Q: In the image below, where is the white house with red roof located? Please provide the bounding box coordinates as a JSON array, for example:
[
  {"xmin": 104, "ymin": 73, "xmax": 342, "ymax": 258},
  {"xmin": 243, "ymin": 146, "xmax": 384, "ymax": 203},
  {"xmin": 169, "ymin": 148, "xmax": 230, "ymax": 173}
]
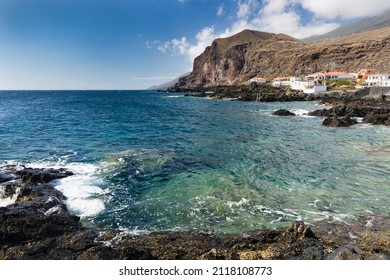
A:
[{"xmin": 249, "ymin": 77, "xmax": 267, "ymax": 84}]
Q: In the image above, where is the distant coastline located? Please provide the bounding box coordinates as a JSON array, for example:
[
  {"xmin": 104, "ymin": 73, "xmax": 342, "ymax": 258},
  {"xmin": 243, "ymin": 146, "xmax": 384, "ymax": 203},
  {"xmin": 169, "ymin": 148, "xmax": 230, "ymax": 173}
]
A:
[{"xmin": 165, "ymin": 84, "xmax": 390, "ymax": 127}]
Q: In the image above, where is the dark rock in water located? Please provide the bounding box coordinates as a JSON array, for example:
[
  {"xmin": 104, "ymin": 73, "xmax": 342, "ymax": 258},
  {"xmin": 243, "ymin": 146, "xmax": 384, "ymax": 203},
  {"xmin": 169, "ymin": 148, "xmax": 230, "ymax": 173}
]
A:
[
  {"xmin": 309, "ymin": 108, "xmax": 330, "ymax": 117},
  {"xmin": 0, "ymin": 165, "xmax": 24, "ymax": 183},
  {"xmin": 307, "ymin": 93, "xmax": 390, "ymax": 127},
  {"xmin": 19, "ymin": 168, "xmax": 73, "ymax": 184},
  {"xmin": 273, "ymin": 109, "xmax": 296, "ymax": 116},
  {"xmin": 0, "ymin": 166, "xmax": 77, "ymax": 247},
  {"xmin": 184, "ymin": 92, "xmax": 207, "ymax": 97},
  {"xmin": 0, "ymin": 205, "xmax": 81, "ymax": 246},
  {"xmin": 0, "ymin": 180, "xmax": 22, "ymax": 198},
  {"xmin": 322, "ymin": 117, "xmax": 357, "ymax": 127},
  {"xmin": 362, "ymin": 113, "xmax": 390, "ymax": 126},
  {"xmin": 0, "ymin": 173, "xmax": 17, "ymax": 183},
  {"xmin": 179, "ymin": 84, "xmax": 308, "ymax": 102}
]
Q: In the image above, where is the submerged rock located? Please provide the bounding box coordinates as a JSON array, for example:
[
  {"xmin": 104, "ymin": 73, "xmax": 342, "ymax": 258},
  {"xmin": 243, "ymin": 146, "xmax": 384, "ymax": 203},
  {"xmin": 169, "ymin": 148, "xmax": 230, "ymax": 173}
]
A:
[
  {"xmin": 322, "ymin": 116, "xmax": 357, "ymax": 127},
  {"xmin": 362, "ymin": 113, "xmax": 390, "ymax": 126}
]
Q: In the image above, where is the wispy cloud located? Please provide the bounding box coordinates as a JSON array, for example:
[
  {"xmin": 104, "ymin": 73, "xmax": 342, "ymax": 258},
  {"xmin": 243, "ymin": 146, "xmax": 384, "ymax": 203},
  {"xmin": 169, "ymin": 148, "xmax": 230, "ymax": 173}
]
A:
[
  {"xmin": 153, "ymin": 0, "xmax": 390, "ymax": 64},
  {"xmin": 237, "ymin": 0, "xmax": 257, "ymax": 19},
  {"xmin": 217, "ymin": 4, "xmax": 224, "ymax": 16},
  {"xmin": 296, "ymin": 0, "xmax": 390, "ymax": 19}
]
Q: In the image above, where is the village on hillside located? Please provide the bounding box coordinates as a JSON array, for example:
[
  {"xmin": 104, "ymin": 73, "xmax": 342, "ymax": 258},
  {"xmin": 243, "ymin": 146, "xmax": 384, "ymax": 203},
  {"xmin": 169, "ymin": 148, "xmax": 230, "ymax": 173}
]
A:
[{"xmin": 249, "ymin": 69, "xmax": 390, "ymax": 94}]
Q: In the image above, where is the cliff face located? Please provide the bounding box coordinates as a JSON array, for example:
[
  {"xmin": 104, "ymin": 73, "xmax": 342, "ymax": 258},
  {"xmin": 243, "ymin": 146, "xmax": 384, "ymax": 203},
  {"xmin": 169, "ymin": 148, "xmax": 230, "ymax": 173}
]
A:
[{"xmin": 176, "ymin": 27, "xmax": 390, "ymax": 88}]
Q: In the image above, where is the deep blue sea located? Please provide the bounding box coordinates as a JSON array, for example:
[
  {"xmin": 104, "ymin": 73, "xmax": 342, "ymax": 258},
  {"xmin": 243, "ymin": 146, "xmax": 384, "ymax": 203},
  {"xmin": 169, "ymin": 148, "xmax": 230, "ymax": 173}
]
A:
[{"xmin": 1, "ymin": 90, "xmax": 390, "ymax": 234}]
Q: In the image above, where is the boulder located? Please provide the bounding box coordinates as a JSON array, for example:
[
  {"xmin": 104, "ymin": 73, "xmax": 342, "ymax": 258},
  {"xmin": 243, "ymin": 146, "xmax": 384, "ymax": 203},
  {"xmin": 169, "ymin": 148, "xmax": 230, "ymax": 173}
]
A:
[
  {"xmin": 19, "ymin": 168, "xmax": 73, "ymax": 184},
  {"xmin": 362, "ymin": 113, "xmax": 390, "ymax": 126},
  {"xmin": 0, "ymin": 206, "xmax": 81, "ymax": 246},
  {"xmin": 322, "ymin": 117, "xmax": 357, "ymax": 127},
  {"xmin": 273, "ymin": 109, "xmax": 296, "ymax": 116},
  {"xmin": 326, "ymin": 245, "xmax": 362, "ymax": 260}
]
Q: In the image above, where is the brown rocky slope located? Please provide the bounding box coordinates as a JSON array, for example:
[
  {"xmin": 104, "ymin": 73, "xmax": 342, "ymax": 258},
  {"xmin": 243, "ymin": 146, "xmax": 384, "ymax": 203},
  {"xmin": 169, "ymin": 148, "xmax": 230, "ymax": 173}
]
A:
[{"xmin": 176, "ymin": 27, "xmax": 390, "ymax": 88}]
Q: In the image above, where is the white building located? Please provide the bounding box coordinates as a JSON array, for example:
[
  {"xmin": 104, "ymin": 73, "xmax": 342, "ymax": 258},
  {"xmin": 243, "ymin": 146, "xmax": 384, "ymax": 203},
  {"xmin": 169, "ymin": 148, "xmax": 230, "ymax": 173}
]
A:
[
  {"xmin": 324, "ymin": 72, "xmax": 354, "ymax": 81},
  {"xmin": 272, "ymin": 77, "xmax": 291, "ymax": 87},
  {"xmin": 305, "ymin": 72, "xmax": 354, "ymax": 83},
  {"xmin": 305, "ymin": 72, "xmax": 325, "ymax": 83},
  {"xmin": 366, "ymin": 74, "xmax": 390, "ymax": 86},
  {"xmin": 249, "ymin": 77, "xmax": 266, "ymax": 84},
  {"xmin": 303, "ymin": 85, "xmax": 327, "ymax": 94},
  {"xmin": 291, "ymin": 79, "xmax": 327, "ymax": 93},
  {"xmin": 291, "ymin": 80, "xmax": 313, "ymax": 91}
]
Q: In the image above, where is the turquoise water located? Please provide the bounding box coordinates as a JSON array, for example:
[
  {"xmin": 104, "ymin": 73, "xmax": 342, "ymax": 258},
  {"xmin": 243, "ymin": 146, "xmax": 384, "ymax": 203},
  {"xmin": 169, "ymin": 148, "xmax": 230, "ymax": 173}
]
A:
[{"xmin": 1, "ymin": 90, "xmax": 390, "ymax": 233}]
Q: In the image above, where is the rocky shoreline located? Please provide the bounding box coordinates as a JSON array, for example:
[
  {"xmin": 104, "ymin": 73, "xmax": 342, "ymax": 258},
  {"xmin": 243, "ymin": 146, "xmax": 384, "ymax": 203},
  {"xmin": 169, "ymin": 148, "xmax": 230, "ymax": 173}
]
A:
[
  {"xmin": 1, "ymin": 166, "xmax": 390, "ymax": 260},
  {"xmin": 172, "ymin": 84, "xmax": 390, "ymax": 126}
]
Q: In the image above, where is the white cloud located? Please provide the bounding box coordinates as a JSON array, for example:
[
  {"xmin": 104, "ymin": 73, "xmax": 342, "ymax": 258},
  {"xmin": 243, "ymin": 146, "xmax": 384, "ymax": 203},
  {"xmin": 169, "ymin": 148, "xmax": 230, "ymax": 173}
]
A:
[
  {"xmin": 157, "ymin": 42, "xmax": 170, "ymax": 53},
  {"xmin": 154, "ymin": 0, "xmax": 388, "ymax": 63},
  {"xmin": 262, "ymin": 0, "xmax": 289, "ymax": 15},
  {"xmin": 237, "ymin": 2, "xmax": 250, "ymax": 18},
  {"xmin": 252, "ymin": 0, "xmax": 340, "ymax": 38},
  {"xmin": 169, "ymin": 27, "xmax": 219, "ymax": 62},
  {"xmin": 171, "ymin": 37, "xmax": 188, "ymax": 55},
  {"xmin": 217, "ymin": 5, "xmax": 224, "ymax": 16},
  {"xmin": 296, "ymin": 0, "xmax": 390, "ymax": 20},
  {"xmin": 146, "ymin": 40, "xmax": 161, "ymax": 49},
  {"xmin": 237, "ymin": 0, "xmax": 257, "ymax": 19}
]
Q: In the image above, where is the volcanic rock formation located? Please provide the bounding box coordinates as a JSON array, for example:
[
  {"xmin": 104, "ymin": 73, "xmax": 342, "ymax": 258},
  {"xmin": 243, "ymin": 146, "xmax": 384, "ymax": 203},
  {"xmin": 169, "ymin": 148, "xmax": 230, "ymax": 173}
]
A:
[{"xmin": 176, "ymin": 27, "xmax": 390, "ymax": 88}]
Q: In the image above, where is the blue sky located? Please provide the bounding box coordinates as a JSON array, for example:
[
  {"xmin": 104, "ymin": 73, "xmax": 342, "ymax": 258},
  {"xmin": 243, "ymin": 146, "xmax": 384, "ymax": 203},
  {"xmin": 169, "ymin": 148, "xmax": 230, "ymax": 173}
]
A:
[{"xmin": 1, "ymin": 0, "xmax": 389, "ymax": 90}]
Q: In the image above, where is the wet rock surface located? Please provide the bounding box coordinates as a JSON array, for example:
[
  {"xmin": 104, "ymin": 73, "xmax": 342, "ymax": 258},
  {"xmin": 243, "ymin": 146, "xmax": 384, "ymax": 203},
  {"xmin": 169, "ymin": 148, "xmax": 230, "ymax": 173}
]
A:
[
  {"xmin": 322, "ymin": 116, "xmax": 357, "ymax": 127},
  {"xmin": 307, "ymin": 88, "xmax": 390, "ymax": 126},
  {"xmin": 182, "ymin": 84, "xmax": 309, "ymax": 102},
  {"xmin": 1, "ymin": 167, "xmax": 390, "ymax": 260},
  {"xmin": 273, "ymin": 109, "xmax": 296, "ymax": 116}
]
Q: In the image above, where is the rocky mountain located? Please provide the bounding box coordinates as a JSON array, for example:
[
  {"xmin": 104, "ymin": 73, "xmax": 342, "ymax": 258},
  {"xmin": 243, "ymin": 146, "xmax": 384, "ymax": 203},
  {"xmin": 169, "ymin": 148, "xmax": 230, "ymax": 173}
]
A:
[
  {"xmin": 147, "ymin": 72, "xmax": 190, "ymax": 90},
  {"xmin": 306, "ymin": 9, "xmax": 390, "ymax": 42},
  {"xmin": 176, "ymin": 27, "xmax": 390, "ymax": 89}
]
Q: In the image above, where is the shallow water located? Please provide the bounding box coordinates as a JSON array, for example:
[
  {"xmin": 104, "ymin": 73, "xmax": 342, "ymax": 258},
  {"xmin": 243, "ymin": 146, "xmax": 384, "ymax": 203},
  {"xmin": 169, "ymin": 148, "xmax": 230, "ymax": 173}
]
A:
[{"xmin": 1, "ymin": 90, "xmax": 389, "ymax": 233}]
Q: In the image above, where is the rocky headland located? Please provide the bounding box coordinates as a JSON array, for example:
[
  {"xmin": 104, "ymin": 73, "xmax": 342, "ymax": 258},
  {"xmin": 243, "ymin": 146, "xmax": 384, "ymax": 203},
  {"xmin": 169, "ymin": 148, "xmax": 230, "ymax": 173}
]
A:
[
  {"xmin": 164, "ymin": 25, "xmax": 390, "ymax": 127},
  {"xmin": 174, "ymin": 27, "xmax": 390, "ymax": 89},
  {"xmin": 1, "ymin": 166, "xmax": 389, "ymax": 260}
]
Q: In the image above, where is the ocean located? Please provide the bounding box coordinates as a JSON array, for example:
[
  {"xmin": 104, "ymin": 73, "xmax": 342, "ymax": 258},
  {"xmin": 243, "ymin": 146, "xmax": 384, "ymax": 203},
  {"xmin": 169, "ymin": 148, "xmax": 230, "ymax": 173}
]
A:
[{"xmin": 1, "ymin": 90, "xmax": 389, "ymax": 234}]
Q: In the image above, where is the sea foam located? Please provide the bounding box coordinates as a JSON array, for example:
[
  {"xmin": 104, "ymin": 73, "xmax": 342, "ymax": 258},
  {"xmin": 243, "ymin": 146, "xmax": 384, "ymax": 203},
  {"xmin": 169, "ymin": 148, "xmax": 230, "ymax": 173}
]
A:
[
  {"xmin": 291, "ymin": 109, "xmax": 314, "ymax": 117},
  {"xmin": 52, "ymin": 163, "xmax": 106, "ymax": 218},
  {"xmin": 20, "ymin": 160, "xmax": 107, "ymax": 218}
]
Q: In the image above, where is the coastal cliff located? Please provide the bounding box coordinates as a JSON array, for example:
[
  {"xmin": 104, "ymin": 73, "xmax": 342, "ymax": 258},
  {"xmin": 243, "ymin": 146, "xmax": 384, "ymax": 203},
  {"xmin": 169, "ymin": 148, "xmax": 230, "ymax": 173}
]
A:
[{"xmin": 176, "ymin": 27, "xmax": 390, "ymax": 88}]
